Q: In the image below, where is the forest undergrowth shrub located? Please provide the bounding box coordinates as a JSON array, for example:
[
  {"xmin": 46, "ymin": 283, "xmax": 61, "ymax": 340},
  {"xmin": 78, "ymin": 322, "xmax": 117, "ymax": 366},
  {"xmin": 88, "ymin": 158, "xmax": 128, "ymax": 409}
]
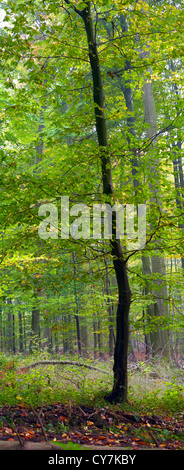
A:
[
  {"xmin": 0, "ymin": 354, "xmax": 183, "ymax": 414},
  {"xmin": 127, "ymin": 359, "xmax": 184, "ymax": 414}
]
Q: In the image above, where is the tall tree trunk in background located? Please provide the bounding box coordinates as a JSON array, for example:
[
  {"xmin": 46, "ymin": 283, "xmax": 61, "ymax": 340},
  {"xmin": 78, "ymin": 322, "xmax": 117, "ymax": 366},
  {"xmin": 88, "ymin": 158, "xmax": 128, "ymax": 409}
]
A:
[
  {"xmin": 18, "ymin": 311, "xmax": 24, "ymax": 353},
  {"xmin": 23, "ymin": 311, "xmax": 27, "ymax": 351},
  {"xmin": 80, "ymin": 325, "xmax": 90, "ymax": 357},
  {"xmin": 6, "ymin": 299, "xmax": 14, "ymax": 353},
  {"xmin": 12, "ymin": 313, "xmax": 16, "ymax": 354},
  {"xmin": 170, "ymin": 60, "xmax": 184, "ymax": 271},
  {"xmin": 119, "ymin": 15, "xmax": 153, "ymax": 356},
  {"xmin": 30, "ymin": 307, "xmax": 40, "ymax": 353},
  {"xmin": 65, "ymin": 1, "xmax": 131, "ymax": 402},
  {"xmin": 120, "ymin": 11, "xmax": 170, "ymax": 358},
  {"xmin": 104, "ymin": 257, "xmax": 114, "ymax": 356},
  {"xmin": 72, "ymin": 253, "xmax": 82, "ymax": 356},
  {"xmin": 89, "ymin": 262, "xmax": 102, "ymax": 358},
  {"xmin": 119, "ymin": 16, "xmax": 140, "ymax": 193},
  {"xmin": 140, "ymin": 48, "xmax": 170, "ymax": 358},
  {"xmin": 93, "ymin": 311, "xmax": 97, "ymax": 359},
  {"xmin": 43, "ymin": 325, "xmax": 52, "ymax": 353},
  {"xmin": 0, "ymin": 307, "xmax": 2, "ymax": 352}
]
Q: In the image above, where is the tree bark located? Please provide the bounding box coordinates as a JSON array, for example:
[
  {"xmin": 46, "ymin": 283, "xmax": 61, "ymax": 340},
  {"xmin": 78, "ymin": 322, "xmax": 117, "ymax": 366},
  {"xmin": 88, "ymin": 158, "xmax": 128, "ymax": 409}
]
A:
[
  {"xmin": 18, "ymin": 312, "xmax": 24, "ymax": 353},
  {"xmin": 72, "ymin": 253, "xmax": 82, "ymax": 356},
  {"xmin": 104, "ymin": 257, "xmax": 114, "ymax": 356},
  {"xmin": 30, "ymin": 308, "xmax": 40, "ymax": 353},
  {"xmin": 0, "ymin": 307, "xmax": 2, "ymax": 352},
  {"xmin": 6, "ymin": 299, "xmax": 14, "ymax": 353}
]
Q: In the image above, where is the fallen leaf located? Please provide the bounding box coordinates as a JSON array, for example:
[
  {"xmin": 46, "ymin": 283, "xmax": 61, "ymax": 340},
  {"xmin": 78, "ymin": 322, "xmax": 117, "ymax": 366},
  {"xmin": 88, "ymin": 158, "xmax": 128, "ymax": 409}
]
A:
[
  {"xmin": 59, "ymin": 415, "xmax": 68, "ymax": 422},
  {"xmin": 5, "ymin": 428, "xmax": 12, "ymax": 434},
  {"xmin": 94, "ymin": 435, "xmax": 107, "ymax": 440},
  {"xmin": 101, "ymin": 414, "xmax": 106, "ymax": 420},
  {"xmin": 138, "ymin": 441, "xmax": 149, "ymax": 446},
  {"xmin": 97, "ymin": 440, "xmax": 109, "ymax": 445},
  {"xmin": 25, "ymin": 430, "xmax": 35, "ymax": 439}
]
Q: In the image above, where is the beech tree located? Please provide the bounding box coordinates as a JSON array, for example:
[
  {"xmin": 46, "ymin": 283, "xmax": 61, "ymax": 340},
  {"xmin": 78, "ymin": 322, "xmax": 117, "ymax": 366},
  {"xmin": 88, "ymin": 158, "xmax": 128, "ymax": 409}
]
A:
[
  {"xmin": 62, "ymin": 1, "xmax": 131, "ymax": 402},
  {"xmin": 0, "ymin": 0, "xmax": 183, "ymax": 403}
]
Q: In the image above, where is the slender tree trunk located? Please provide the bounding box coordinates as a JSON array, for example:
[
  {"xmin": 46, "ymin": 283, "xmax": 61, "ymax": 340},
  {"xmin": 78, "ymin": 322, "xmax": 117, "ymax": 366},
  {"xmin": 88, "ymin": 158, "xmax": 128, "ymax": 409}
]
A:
[
  {"xmin": 80, "ymin": 325, "xmax": 90, "ymax": 357},
  {"xmin": 23, "ymin": 310, "xmax": 27, "ymax": 352},
  {"xmin": 89, "ymin": 262, "xmax": 101, "ymax": 358},
  {"xmin": 0, "ymin": 307, "xmax": 2, "ymax": 353},
  {"xmin": 54, "ymin": 321, "xmax": 59, "ymax": 354},
  {"xmin": 64, "ymin": 1, "xmax": 131, "ymax": 401},
  {"xmin": 97, "ymin": 318, "xmax": 102, "ymax": 357},
  {"xmin": 72, "ymin": 253, "xmax": 82, "ymax": 356},
  {"xmin": 43, "ymin": 325, "xmax": 52, "ymax": 353},
  {"xmin": 104, "ymin": 257, "xmax": 114, "ymax": 356},
  {"xmin": 93, "ymin": 312, "xmax": 97, "ymax": 359},
  {"xmin": 12, "ymin": 313, "xmax": 16, "ymax": 354},
  {"xmin": 6, "ymin": 299, "xmax": 13, "ymax": 353},
  {"xmin": 18, "ymin": 312, "xmax": 24, "ymax": 353},
  {"xmin": 30, "ymin": 308, "xmax": 40, "ymax": 353},
  {"xmin": 142, "ymin": 255, "xmax": 154, "ymax": 355}
]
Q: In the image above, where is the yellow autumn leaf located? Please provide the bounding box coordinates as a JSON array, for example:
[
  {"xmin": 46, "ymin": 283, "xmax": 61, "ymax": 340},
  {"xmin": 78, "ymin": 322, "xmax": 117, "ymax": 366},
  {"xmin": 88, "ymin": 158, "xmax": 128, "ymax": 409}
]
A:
[{"xmin": 16, "ymin": 395, "xmax": 22, "ymax": 400}]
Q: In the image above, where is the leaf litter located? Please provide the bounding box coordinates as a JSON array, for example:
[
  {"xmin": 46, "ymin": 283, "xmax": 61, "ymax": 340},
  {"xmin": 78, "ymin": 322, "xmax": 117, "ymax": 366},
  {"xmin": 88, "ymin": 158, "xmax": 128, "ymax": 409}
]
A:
[{"xmin": 0, "ymin": 403, "xmax": 183, "ymax": 449}]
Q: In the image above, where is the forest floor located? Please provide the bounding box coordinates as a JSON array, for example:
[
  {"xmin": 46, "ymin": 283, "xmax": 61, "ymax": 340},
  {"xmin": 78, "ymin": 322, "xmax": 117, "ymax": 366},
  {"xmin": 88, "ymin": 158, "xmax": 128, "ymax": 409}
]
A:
[
  {"xmin": 0, "ymin": 354, "xmax": 183, "ymax": 450},
  {"xmin": 0, "ymin": 402, "xmax": 183, "ymax": 450}
]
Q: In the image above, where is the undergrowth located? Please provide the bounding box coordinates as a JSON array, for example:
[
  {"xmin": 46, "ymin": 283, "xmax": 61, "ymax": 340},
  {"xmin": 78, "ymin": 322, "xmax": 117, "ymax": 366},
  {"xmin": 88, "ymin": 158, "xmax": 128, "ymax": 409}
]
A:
[{"xmin": 0, "ymin": 353, "xmax": 183, "ymax": 417}]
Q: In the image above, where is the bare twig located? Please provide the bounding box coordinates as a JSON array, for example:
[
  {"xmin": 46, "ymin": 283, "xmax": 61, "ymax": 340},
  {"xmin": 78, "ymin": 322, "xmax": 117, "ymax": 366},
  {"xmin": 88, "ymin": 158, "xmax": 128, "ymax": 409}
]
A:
[
  {"xmin": 68, "ymin": 399, "xmax": 72, "ymax": 419},
  {"xmin": 11, "ymin": 417, "xmax": 24, "ymax": 447},
  {"xmin": 30, "ymin": 404, "xmax": 48, "ymax": 442},
  {"xmin": 146, "ymin": 425, "xmax": 160, "ymax": 448},
  {"xmin": 76, "ymin": 405, "xmax": 87, "ymax": 417}
]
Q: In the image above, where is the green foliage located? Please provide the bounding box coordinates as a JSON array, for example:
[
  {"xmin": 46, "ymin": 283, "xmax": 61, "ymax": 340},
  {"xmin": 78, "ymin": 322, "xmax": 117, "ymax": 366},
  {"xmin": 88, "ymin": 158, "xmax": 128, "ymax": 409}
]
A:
[
  {"xmin": 0, "ymin": 0, "xmax": 183, "ymax": 405},
  {"xmin": 51, "ymin": 441, "xmax": 85, "ymax": 450},
  {"xmin": 0, "ymin": 355, "xmax": 183, "ymax": 417}
]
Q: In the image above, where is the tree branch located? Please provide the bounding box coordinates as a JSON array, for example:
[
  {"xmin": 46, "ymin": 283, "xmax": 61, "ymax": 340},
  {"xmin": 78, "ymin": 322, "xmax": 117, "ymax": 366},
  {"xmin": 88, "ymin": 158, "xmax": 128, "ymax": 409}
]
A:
[
  {"xmin": 63, "ymin": 0, "xmax": 87, "ymax": 18},
  {"xmin": 18, "ymin": 360, "xmax": 109, "ymax": 374}
]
